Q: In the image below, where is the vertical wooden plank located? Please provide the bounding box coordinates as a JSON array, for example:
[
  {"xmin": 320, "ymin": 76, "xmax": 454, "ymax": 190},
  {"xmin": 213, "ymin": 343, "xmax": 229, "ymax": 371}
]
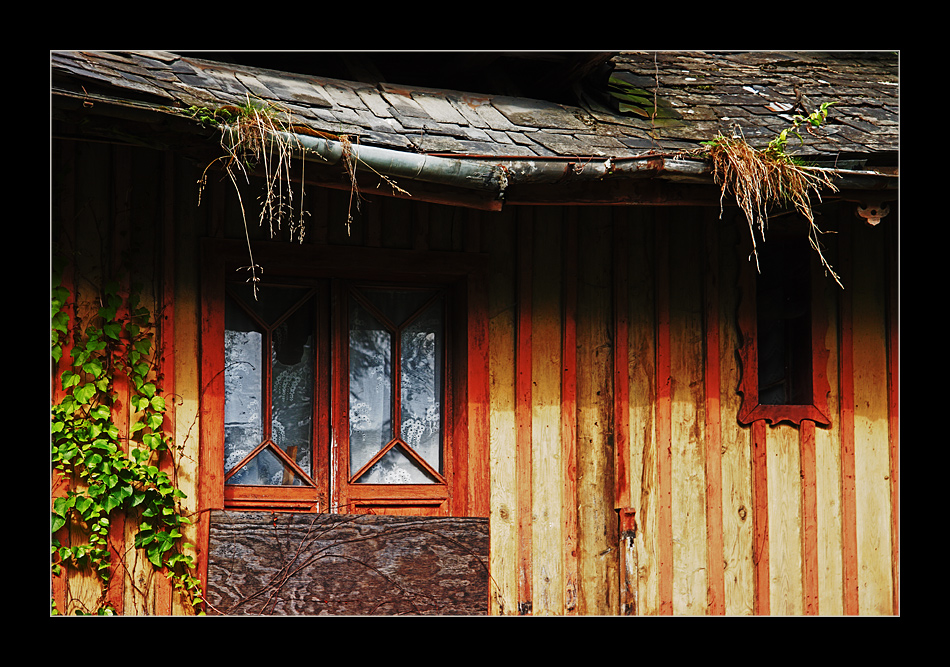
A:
[
  {"xmin": 531, "ymin": 207, "xmax": 563, "ymax": 615},
  {"xmin": 488, "ymin": 208, "xmax": 518, "ymax": 615},
  {"xmin": 768, "ymin": 424, "xmax": 802, "ymax": 615},
  {"xmin": 800, "ymin": 421, "xmax": 819, "ymax": 614},
  {"xmin": 851, "ymin": 222, "xmax": 894, "ymax": 615},
  {"xmin": 51, "ymin": 139, "xmax": 76, "ymax": 615},
  {"xmin": 669, "ymin": 210, "xmax": 707, "ymax": 615},
  {"xmin": 412, "ymin": 201, "xmax": 430, "ymax": 251},
  {"xmin": 576, "ymin": 208, "xmax": 617, "ymax": 615},
  {"xmin": 816, "ymin": 222, "xmax": 843, "ymax": 615},
  {"xmin": 719, "ymin": 216, "xmax": 755, "ymax": 616},
  {"xmin": 837, "ymin": 222, "xmax": 860, "ymax": 615},
  {"xmin": 66, "ymin": 141, "xmax": 112, "ymax": 612},
  {"xmin": 468, "ymin": 259, "xmax": 491, "ymax": 518},
  {"xmin": 516, "ymin": 209, "xmax": 534, "ymax": 615},
  {"xmin": 655, "ymin": 210, "xmax": 674, "ymax": 615},
  {"xmin": 614, "ymin": 216, "xmax": 631, "ymax": 512},
  {"xmin": 561, "ymin": 210, "xmax": 579, "ymax": 614},
  {"xmin": 308, "ymin": 183, "xmax": 329, "ymax": 247},
  {"xmin": 886, "ymin": 213, "xmax": 900, "ymax": 615},
  {"xmin": 703, "ymin": 212, "xmax": 725, "ymax": 615},
  {"xmin": 173, "ymin": 155, "xmax": 207, "ymax": 614},
  {"xmin": 107, "ymin": 146, "xmax": 131, "ymax": 615},
  {"xmin": 628, "ymin": 209, "xmax": 658, "ymax": 614},
  {"xmin": 197, "ymin": 206, "xmax": 228, "ymax": 604},
  {"xmin": 752, "ymin": 420, "xmax": 770, "ymax": 614},
  {"xmin": 613, "ymin": 212, "xmax": 636, "ymax": 616},
  {"xmin": 155, "ymin": 153, "xmax": 178, "ymax": 614}
]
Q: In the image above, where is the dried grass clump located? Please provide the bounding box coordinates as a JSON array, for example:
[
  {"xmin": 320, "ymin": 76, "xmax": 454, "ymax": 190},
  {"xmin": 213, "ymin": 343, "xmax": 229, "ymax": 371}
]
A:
[
  {"xmin": 193, "ymin": 97, "xmax": 311, "ymax": 298},
  {"xmin": 705, "ymin": 132, "xmax": 842, "ymax": 287}
]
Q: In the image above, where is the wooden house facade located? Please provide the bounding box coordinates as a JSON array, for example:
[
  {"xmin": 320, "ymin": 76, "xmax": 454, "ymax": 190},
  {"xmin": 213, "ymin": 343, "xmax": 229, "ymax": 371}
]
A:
[{"xmin": 50, "ymin": 51, "xmax": 899, "ymax": 616}]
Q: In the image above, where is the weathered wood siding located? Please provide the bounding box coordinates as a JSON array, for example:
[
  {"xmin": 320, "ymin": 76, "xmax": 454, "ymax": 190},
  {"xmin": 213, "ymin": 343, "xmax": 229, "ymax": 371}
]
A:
[{"xmin": 51, "ymin": 140, "xmax": 899, "ymax": 615}]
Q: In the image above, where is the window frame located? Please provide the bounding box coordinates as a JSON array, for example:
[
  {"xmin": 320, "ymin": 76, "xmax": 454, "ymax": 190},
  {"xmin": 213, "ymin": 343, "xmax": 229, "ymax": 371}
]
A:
[
  {"xmin": 200, "ymin": 238, "xmax": 489, "ymax": 517},
  {"xmin": 736, "ymin": 229, "xmax": 832, "ymax": 427}
]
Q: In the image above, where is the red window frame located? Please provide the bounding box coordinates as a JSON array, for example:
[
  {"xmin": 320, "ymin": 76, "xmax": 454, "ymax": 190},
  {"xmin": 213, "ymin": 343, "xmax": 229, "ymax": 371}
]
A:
[
  {"xmin": 736, "ymin": 231, "xmax": 832, "ymax": 427},
  {"xmin": 199, "ymin": 239, "xmax": 489, "ymax": 517}
]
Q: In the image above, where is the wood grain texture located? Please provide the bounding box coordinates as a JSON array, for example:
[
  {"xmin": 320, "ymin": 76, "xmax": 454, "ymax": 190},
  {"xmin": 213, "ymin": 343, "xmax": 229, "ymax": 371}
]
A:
[
  {"xmin": 530, "ymin": 207, "xmax": 563, "ymax": 615},
  {"xmin": 669, "ymin": 210, "xmax": 707, "ymax": 615},
  {"xmin": 206, "ymin": 511, "xmax": 490, "ymax": 615},
  {"xmin": 487, "ymin": 208, "xmax": 518, "ymax": 615},
  {"xmin": 851, "ymin": 222, "xmax": 895, "ymax": 615},
  {"xmin": 625, "ymin": 209, "xmax": 659, "ymax": 614},
  {"xmin": 717, "ymin": 215, "xmax": 755, "ymax": 616},
  {"xmin": 575, "ymin": 208, "xmax": 617, "ymax": 614}
]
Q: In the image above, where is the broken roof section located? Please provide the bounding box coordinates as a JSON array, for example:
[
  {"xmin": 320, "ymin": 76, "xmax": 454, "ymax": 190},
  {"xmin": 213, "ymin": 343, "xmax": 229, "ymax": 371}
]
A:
[{"xmin": 51, "ymin": 50, "xmax": 899, "ymax": 208}]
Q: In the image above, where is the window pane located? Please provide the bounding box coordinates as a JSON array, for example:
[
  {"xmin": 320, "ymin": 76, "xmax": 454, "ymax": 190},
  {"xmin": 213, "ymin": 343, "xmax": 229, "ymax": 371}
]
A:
[
  {"xmin": 349, "ymin": 299, "xmax": 393, "ymax": 473},
  {"xmin": 229, "ymin": 446, "xmax": 304, "ymax": 486},
  {"xmin": 272, "ymin": 298, "xmax": 315, "ymax": 479},
  {"xmin": 360, "ymin": 445, "xmax": 440, "ymax": 484},
  {"xmin": 400, "ymin": 298, "xmax": 443, "ymax": 474},
  {"xmin": 224, "ymin": 296, "xmax": 264, "ymax": 476},
  {"xmin": 757, "ymin": 238, "xmax": 813, "ymax": 405}
]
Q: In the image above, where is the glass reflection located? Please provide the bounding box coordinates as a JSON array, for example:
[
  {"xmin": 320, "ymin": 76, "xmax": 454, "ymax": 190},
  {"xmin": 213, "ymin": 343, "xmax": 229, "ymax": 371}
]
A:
[
  {"xmin": 224, "ymin": 286, "xmax": 315, "ymax": 486},
  {"xmin": 349, "ymin": 288, "xmax": 444, "ymax": 484}
]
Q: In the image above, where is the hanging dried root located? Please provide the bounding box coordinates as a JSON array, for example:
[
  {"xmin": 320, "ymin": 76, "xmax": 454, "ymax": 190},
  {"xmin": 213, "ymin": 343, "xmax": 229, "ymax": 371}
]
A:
[{"xmin": 699, "ymin": 104, "xmax": 843, "ymax": 288}]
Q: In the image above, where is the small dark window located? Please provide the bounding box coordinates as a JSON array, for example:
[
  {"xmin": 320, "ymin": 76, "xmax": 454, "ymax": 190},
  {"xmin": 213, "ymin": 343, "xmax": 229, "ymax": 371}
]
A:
[
  {"xmin": 755, "ymin": 236, "xmax": 813, "ymax": 406},
  {"xmin": 736, "ymin": 227, "xmax": 832, "ymax": 427}
]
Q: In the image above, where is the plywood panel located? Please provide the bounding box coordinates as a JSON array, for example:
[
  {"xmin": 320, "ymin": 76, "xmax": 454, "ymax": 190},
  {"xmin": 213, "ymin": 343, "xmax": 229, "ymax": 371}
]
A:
[{"xmin": 206, "ymin": 511, "xmax": 490, "ymax": 615}]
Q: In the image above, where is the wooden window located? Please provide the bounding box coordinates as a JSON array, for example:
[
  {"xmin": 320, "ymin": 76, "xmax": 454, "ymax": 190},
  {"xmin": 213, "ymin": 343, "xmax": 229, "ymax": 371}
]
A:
[
  {"xmin": 200, "ymin": 240, "xmax": 488, "ymax": 517},
  {"xmin": 737, "ymin": 230, "xmax": 831, "ymax": 426}
]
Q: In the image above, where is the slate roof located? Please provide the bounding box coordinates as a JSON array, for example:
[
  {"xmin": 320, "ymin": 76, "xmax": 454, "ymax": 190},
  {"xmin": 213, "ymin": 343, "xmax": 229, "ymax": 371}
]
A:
[{"xmin": 51, "ymin": 50, "xmax": 899, "ymax": 201}]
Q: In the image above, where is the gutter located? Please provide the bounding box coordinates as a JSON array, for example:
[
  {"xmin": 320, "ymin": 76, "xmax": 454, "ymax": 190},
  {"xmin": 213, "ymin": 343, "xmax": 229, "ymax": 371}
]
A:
[
  {"xmin": 261, "ymin": 127, "xmax": 716, "ymax": 198},
  {"xmin": 258, "ymin": 127, "xmax": 897, "ymax": 199}
]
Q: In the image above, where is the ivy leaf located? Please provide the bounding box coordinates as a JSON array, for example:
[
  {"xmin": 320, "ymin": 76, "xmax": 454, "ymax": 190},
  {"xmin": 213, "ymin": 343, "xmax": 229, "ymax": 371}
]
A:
[
  {"xmin": 91, "ymin": 405, "xmax": 111, "ymax": 420},
  {"xmin": 102, "ymin": 322, "xmax": 122, "ymax": 340},
  {"xmin": 61, "ymin": 371, "xmax": 80, "ymax": 389},
  {"xmin": 73, "ymin": 383, "xmax": 96, "ymax": 405}
]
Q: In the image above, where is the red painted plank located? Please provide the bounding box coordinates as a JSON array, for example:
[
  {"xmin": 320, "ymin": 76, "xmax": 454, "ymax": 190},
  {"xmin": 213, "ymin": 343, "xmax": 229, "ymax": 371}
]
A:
[
  {"xmin": 838, "ymin": 223, "xmax": 860, "ymax": 615},
  {"xmin": 655, "ymin": 212, "xmax": 673, "ymax": 615},
  {"xmin": 704, "ymin": 214, "xmax": 725, "ymax": 615},
  {"xmin": 516, "ymin": 210, "xmax": 534, "ymax": 615},
  {"xmin": 800, "ymin": 421, "xmax": 819, "ymax": 614},
  {"xmin": 562, "ymin": 211, "xmax": 579, "ymax": 614},
  {"xmin": 752, "ymin": 420, "xmax": 770, "ymax": 614},
  {"xmin": 613, "ymin": 216, "xmax": 631, "ymax": 511},
  {"xmin": 886, "ymin": 219, "xmax": 899, "ymax": 615}
]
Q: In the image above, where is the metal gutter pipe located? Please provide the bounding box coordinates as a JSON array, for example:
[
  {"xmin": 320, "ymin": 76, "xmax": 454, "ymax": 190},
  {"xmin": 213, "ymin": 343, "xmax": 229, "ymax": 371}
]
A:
[{"xmin": 227, "ymin": 126, "xmax": 897, "ymax": 198}]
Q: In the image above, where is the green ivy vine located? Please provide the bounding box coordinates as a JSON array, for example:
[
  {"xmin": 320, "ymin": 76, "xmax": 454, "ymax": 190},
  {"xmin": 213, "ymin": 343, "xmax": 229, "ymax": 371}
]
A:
[{"xmin": 51, "ymin": 275, "xmax": 203, "ymax": 615}]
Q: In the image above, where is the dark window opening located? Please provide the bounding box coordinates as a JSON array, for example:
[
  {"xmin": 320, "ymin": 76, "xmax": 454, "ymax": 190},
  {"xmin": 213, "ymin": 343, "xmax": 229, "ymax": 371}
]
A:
[{"xmin": 755, "ymin": 237, "xmax": 814, "ymax": 406}]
